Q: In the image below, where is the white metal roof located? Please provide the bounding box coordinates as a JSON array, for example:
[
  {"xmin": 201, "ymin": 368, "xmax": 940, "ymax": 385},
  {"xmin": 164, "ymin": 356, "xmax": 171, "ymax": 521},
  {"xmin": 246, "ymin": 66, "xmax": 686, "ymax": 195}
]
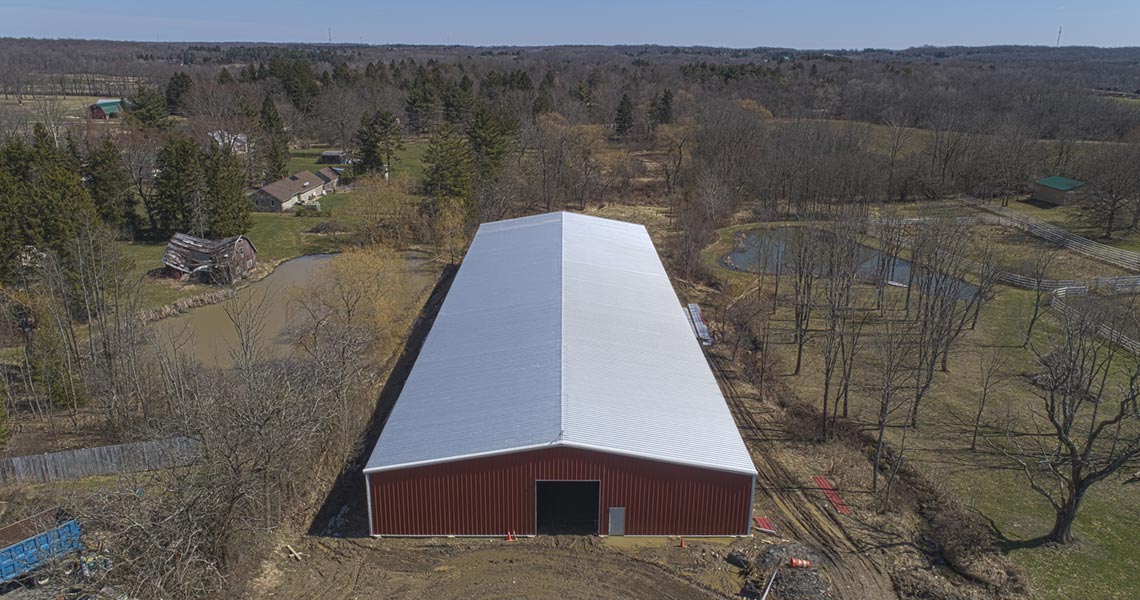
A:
[{"xmin": 364, "ymin": 212, "xmax": 756, "ymax": 476}]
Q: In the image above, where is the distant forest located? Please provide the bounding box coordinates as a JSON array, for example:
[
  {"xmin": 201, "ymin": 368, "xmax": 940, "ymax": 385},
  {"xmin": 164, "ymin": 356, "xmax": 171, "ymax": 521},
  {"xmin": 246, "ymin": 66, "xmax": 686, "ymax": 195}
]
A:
[{"xmin": 0, "ymin": 39, "xmax": 1138, "ymax": 142}]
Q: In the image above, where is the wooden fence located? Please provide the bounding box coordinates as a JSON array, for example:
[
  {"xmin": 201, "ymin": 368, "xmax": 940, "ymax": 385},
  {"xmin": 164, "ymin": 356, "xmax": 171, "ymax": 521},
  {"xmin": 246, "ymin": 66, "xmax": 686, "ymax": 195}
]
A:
[
  {"xmin": 1050, "ymin": 286, "xmax": 1140, "ymax": 356},
  {"xmin": 0, "ymin": 437, "xmax": 202, "ymax": 484},
  {"xmin": 979, "ymin": 205, "xmax": 1140, "ymax": 272}
]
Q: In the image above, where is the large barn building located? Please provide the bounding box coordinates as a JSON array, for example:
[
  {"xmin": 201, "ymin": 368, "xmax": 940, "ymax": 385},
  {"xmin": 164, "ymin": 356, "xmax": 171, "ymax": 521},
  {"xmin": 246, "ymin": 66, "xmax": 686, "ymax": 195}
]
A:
[{"xmin": 363, "ymin": 212, "xmax": 756, "ymax": 537}]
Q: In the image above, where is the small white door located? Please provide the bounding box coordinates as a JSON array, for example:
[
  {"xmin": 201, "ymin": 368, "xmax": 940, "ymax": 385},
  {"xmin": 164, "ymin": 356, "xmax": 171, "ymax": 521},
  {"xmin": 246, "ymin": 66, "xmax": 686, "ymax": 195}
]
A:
[{"xmin": 608, "ymin": 507, "xmax": 626, "ymax": 536}]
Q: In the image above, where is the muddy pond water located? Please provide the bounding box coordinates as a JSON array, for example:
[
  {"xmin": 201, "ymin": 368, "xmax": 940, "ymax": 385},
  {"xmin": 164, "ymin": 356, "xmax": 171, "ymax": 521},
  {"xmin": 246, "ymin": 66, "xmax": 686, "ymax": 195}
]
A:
[
  {"xmin": 154, "ymin": 252, "xmax": 432, "ymax": 368},
  {"xmin": 721, "ymin": 228, "xmax": 978, "ymax": 299}
]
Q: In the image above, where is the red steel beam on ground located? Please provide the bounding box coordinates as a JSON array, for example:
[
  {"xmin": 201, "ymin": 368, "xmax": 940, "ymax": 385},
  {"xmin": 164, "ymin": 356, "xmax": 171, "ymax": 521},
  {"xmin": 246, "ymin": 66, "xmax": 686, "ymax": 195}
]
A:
[{"xmin": 813, "ymin": 476, "xmax": 852, "ymax": 515}]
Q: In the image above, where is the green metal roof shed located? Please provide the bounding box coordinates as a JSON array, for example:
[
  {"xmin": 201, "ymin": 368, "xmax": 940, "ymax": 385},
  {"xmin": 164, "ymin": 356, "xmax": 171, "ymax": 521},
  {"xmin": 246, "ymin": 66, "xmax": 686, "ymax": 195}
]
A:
[{"xmin": 1036, "ymin": 176, "xmax": 1085, "ymax": 192}]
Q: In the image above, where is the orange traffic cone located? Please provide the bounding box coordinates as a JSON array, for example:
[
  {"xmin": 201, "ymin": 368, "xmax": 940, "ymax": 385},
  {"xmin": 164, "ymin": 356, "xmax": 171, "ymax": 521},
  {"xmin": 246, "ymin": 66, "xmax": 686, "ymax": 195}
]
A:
[
  {"xmin": 788, "ymin": 557, "xmax": 812, "ymax": 568},
  {"xmin": 678, "ymin": 537, "xmax": 686, "ymax": 549},
  {"xmin": 506, "ymin": 531, "xmax": 515, "ymax": 542}
]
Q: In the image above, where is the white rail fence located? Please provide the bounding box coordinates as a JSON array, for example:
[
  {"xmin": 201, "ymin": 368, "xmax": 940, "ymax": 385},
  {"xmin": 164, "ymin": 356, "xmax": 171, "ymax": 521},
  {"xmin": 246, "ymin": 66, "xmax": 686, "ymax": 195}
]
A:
[
  {"xmin": 978, "ymin": 205, "xmax": 1140, "ymax": 272},
  {"xmin": 1050, "ymin": 286, "xmax": 1140, "ymax": 356}
]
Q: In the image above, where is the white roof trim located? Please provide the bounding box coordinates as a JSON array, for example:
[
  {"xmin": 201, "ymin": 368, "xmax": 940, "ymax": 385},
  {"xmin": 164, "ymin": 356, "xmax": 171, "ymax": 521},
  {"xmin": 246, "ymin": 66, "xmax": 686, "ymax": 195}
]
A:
[
  {"xmin": 363, "ymin": 212, "xmax": 757, "ymax": 476},
  {"xmin": 363, "ymin": 440, "xmax": 757, "ymax": 476}
]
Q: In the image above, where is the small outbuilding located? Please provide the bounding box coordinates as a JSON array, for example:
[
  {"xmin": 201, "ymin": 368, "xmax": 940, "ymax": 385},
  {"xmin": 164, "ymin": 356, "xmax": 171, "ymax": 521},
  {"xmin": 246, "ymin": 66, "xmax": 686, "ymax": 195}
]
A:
[
  {"xmin": 250, "ymin": 171, "xmax": 328, "ymax": 212},
  {"xmin": 318, "ymin": 150, "xmax": 348, "ymax": 164},
  {"xmin": 363, "ymin": 212, "xmax": 757, "ymax": 537},
  {"xmin": 1033, "ymin": 176, "xmax": 1087, "ymax": 206},
  {"xmin": 88, "ymin": 99, "xmax": 123, "ymax": 120},
  {"xmin": 161, "ymin": 233, "xmax": 257, "ymax": 284},
  {"xmin": 315, "ymin": 166, "xmax": 340, "ymax": 192}
]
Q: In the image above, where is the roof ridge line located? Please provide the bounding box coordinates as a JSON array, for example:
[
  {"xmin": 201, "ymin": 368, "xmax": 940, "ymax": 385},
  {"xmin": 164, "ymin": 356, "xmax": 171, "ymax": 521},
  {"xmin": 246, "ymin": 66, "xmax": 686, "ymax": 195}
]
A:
[{"xmin": 558, "ymin": 212, "xmax": 567, "ymax": 442}]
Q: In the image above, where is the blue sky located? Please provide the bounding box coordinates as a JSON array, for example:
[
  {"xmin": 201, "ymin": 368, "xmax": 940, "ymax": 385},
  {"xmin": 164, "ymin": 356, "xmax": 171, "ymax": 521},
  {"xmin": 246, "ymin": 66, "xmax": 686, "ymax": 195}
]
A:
[{"xmin": 0, "ymin": 0, "xmax": 1136, "ymax": 48}]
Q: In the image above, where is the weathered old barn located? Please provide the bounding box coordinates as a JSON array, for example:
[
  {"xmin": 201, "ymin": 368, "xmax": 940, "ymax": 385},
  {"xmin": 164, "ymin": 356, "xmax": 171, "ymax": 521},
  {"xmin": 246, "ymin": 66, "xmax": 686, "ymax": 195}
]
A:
[
  {"xmin": 161, "ymin": 233, "xmax": 257, "ymax": 284},
  {"xmin": 364, "ymin": 212, "xmax": 756, "ymax": 537}
]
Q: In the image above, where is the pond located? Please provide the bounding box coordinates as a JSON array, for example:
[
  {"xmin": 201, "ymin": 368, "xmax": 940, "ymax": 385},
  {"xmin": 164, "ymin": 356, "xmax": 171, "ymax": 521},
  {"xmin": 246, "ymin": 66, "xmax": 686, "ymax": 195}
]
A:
[
  {"xmin": 721, "ymin": 227, "xmax": 978, "ymax": 300},
  {"xmin": 153, "ymin": 252, "xmax": 432, "ymax": 368}
]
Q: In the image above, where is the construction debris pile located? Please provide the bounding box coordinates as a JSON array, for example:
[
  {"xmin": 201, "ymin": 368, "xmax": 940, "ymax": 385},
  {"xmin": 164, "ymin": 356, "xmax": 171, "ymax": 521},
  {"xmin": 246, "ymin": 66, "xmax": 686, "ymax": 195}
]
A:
[{"xmin": 736, "ymin": 542, "xmax": 833, "ymax": 600}]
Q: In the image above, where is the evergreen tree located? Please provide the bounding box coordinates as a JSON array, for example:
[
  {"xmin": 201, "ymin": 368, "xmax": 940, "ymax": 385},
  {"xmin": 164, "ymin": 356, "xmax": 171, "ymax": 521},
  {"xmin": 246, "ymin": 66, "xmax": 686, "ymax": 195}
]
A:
[
  {"xmin": 423, "ymin": 124, "xmax": 474, "ymax": 202},
  {"xmin": 217, "ymin": 67, "xmax": 236, "ymax": 85},
  {"xmin": 25, "ymin": 127, "xmax": 97, "ymax": 266},
  {"xmin": 405, "ymin": 81, "xmax": 440, "ymax": 133},
  {"xmin": 155, "ymin": 136, "xmax": 205, "ymax": 234},
  {"xmin": 532, "ymin": 88, "xmax": 554, "ymax": 116},
  {"xmin": 649, "ymin": 89, "xmax": 673, "ymax": 128},
  {"xmin": 203, "ymin": 144, "xmax": 250, "ymax": 237},
  {"xmin": 355, "ymin": 110, "xmax": 404, "ymax": 177},
  {"xmin": 258, "ymin": 96, "xmax": 289, "ymax": 181},
  {"xmin": 165, "ymin": 72, "xmax": 194, "ymax": 114},
  {"xmin": 615, "ymin": 93, "xmax": 635, "ymax": 137},
  {"xmin": 0, "ymin": 159, "xmax": 26, "ymax": 282},
  {"xmin": 467, "ymin": 105, "xmax": 507, "ymax": 180},
  {"xmin": 442, "ymin": 76, "xmax": 476, "ymax": 125},
  {"xmin": 129, "ymin": 85, "xmax": 169, "ymax": 129},
  {"xmin": 354, "ymin": 111, "xmax": 385, "ymax": 176},
  {"xmin": 84, "ymin": 137, "xmax": 137, "ymax": 233}
]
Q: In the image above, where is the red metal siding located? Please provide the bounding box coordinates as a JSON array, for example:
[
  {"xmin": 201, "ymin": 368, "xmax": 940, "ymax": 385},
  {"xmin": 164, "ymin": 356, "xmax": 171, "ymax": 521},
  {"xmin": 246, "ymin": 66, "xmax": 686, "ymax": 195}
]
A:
[{"xmin": 368, "ymin": 447, "xmax": 753, "ymax": 536}]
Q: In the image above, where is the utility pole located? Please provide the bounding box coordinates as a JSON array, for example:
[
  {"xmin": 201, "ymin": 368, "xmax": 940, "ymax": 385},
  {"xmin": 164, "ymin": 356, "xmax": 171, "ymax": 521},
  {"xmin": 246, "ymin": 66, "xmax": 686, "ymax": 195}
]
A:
[{"xmin": 1056, "ymin": 26, "xmax": 1062, "ymax": 47}]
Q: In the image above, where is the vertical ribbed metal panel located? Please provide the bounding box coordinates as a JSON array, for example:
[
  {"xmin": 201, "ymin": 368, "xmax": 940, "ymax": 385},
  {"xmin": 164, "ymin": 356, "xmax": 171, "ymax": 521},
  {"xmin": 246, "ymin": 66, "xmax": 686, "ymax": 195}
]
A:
[{"xmin": 369, "ymin": 447, "xmax": 752, "ymax": 536}]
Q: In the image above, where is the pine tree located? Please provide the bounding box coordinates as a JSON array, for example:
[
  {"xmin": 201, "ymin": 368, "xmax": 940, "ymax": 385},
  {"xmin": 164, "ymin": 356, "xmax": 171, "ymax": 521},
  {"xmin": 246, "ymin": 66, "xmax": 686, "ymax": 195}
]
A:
[
  {"xmin": 155, "ymin": 136, "xmax": 205, "ymax": 234},
  {"xmin": 649, "ymin": 89, "xmax": 673, "ymax": 128},
  {"xmin": 258, "ymin": 96, "xmax": 289, "ymax": 181},
  {"xmin": 204, "ymin": 143, "xmax": 250, "ymax": 237},
  {"xmin": 25, "ymin": 128, "xmax": 97, "ymax": 266},
  {"xmin": 375, "ymin": 111, "xmax": 404, "ymax": 174},
  {"xmin": 467, "ymin": 105, "xmax": 507, "ymax": 180},
  {"xmin": 165, "ymin": 72, "xmax": 194, "ymax": 114},
  {"xmin": 405, "ymin": 79, "xmax": 441, "ymax": 133},
  {"xmin": 217, "ymin": 67, "xmax": 236, "ymax": 85},
  {"xmin": 84, "ymin": 137, "xmax": 136, "ymax": 233},
  {"xmin": 615, "ymin": 93, "xmax": 635, "ymax": 137},
  {"xmin": 532, "ymin": 88, "xmax": 554, "ymax": 116},
  {"xmin": 129, "ymin": 85, "xmax": 169, "ymax": 129},
  {"xmin": 354, "ymin": 111, "xmax": 385, "ymax": 176},
  {"xmin": 423, "ymin": 124, "xmax": 474, "ymax": 202}
]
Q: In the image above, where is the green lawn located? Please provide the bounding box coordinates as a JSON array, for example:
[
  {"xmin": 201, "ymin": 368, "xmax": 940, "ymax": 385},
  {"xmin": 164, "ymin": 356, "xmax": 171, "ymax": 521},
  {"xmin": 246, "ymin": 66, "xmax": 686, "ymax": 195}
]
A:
[
  {"xmin": 1004, "ymin": 198, "xmax": 1140, "ymax": 254},
  {"xmin": 287, "ymin": 142, "xmax": 428, "ymax": 181}
]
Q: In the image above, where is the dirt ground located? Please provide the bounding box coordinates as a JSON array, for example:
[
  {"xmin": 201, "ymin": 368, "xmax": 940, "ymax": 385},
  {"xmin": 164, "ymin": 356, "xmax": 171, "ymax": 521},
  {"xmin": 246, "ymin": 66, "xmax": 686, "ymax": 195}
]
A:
[{"xmin": 252, "ymin": 536, "xmax": 741, "ymax": 600}]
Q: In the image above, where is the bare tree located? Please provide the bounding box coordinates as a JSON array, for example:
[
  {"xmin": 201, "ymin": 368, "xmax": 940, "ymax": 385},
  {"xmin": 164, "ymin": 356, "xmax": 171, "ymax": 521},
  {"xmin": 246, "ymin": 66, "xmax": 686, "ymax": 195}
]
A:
[
  {"xmin": 819, "ymin": 218, "xmax": 862, "ymax": 437},
  {"xmin": 868, "ymin": 319, "xmax": 911, "ymax": 494},
  {"xmin": 787, "ymin": 227, "xmax": 820, "ymax": 375},
  {"xmin": 1022, "ymin": 250, "xmax": 1059, "ymax": 347},
  {"xmin": 1000, "ymin": 305, "xmax": 1140, "ymax": 543},
  {"xmin": 1079, "ymin": 143, "xmax": 1140, "ymax": 239},
  {"xmin": 970, "ymin": 346, "xmax": 1008, "ymax": 450}
]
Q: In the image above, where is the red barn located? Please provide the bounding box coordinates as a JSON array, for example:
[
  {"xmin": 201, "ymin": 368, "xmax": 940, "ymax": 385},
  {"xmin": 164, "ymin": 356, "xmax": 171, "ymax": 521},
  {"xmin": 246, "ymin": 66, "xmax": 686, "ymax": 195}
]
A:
[{"xmin": 364, "ymin": 212, "xmax": 756, "ymax": 537}]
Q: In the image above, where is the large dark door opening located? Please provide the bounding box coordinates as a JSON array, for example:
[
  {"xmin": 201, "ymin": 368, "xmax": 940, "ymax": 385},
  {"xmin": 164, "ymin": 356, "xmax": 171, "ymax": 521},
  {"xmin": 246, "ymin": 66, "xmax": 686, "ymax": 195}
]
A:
[{"xmin": 535, "ymin": 481, "xmax": 600, "ymax": 535}]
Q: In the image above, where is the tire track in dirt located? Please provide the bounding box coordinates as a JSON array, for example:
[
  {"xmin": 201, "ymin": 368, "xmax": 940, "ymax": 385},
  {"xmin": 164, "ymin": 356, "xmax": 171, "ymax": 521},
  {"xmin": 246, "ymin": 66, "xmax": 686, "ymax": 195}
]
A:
[{"xmin": 708, "ymin": 354, "xmax": 897, "ymax": 599}]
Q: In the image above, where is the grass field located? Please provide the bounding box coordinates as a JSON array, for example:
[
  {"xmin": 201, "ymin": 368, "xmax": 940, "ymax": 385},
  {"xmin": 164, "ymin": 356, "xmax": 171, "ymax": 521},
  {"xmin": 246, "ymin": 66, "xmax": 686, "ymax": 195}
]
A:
[
  {"xmin": 705, "ymin": 220, "xmax": 1140, "ymax": 599},
  {"xmin": 1005, "ymin": 198, "xmax": 1140, "ymax": 254},
  {"xmin": 287, "ymin": 141, "xmax": 429, "ymax": 181},
  {"xmin": 0, "ymin": 94, "xmax": 105, "ymax": 120}
]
